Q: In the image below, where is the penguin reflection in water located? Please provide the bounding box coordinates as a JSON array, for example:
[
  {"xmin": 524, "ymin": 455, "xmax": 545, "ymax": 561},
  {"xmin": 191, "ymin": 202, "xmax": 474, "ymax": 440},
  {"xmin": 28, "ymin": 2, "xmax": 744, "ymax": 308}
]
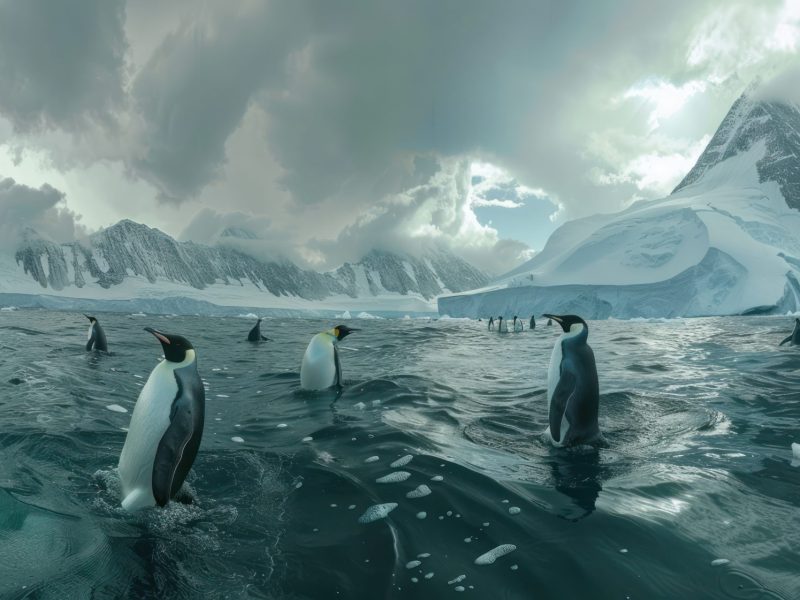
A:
[
  {"xmin": 300, "ymin": 325, "xmax": 359, "ymax": 390},
  {"xmin": 118, "ymin": 328, "xmax": 205, "ymax": 511},
  {"xmin": 542, "ymin": 314, "xmax": 601, "ymax": 447},
  {"xmin": 84, "ymin": 315, "xmax": 108, "ymax": 352}
]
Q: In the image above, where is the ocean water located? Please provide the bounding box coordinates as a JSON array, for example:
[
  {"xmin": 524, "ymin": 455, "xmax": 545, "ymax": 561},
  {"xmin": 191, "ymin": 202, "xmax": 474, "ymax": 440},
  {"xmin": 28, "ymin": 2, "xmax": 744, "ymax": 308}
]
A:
[{"xmin": 1, "ymin": 309, "xmax": 799, "ymax": 599}]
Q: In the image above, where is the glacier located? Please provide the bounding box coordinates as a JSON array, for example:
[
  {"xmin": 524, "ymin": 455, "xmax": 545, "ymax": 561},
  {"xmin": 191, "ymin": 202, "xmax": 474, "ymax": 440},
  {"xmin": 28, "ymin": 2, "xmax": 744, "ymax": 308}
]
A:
[
  {"xmin": 1, "ymin": 220, "xmax": 487, "ymax": 316},
  {"xmin": 439, "ymin": 88, "xmax": 800, "ymax": 319}
]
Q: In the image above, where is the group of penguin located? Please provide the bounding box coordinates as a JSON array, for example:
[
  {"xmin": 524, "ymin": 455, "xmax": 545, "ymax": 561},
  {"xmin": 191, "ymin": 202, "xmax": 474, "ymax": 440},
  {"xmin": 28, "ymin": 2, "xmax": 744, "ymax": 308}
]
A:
[
  {"xmin": 486, "ymin": 314, "xmax": 552, "ymax": 333},
  {"xmin": 81, "ymin": 313, "xmax": 800, "ymax": 513},
  {"xmin": 83, "ymin": 314, "xmax": 360, "ymax": 512}
]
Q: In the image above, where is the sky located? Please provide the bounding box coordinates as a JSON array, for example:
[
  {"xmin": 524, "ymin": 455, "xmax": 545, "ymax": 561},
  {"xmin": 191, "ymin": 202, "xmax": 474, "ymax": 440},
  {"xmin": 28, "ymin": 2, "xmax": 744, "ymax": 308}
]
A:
[{"xmin": 0, "ymin": 0, "xmax": 799, "ymax": 274}]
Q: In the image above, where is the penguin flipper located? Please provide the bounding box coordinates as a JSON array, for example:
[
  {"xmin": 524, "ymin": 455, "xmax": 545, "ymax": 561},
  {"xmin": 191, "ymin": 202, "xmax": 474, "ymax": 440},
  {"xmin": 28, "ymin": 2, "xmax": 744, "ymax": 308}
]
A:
[
  {"xmin": 152, "ymin": 371, "xmax": 204, "ymax": 507},
  {"xmin": 261, "ymin": 335, "xmax": 270, "ymax": 341},
  {"xmin": 780, "ymin": 335, "xmax": 792, "ymax": 346},
  {"xmin": 549, "ymin": 371, "xmax": 576, "ymax": 444},
  {"xmin": 86, "ymin": 338, "xmax": 94, "ymax": 351},
  {"xmin": 334, "ymin": 345, "xmax": 343, "ymax": 387}
]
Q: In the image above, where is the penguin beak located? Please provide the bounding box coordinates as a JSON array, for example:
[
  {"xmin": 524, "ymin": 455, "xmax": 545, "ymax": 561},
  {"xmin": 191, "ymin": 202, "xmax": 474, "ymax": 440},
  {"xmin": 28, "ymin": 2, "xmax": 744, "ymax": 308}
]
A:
[
  {"xmin": 84, "ymin": 314, "xmax": 92, "ymax": 321},
  {"xmin": 144, "ymin": 327, "xmax": 171, "ymax": 345}
]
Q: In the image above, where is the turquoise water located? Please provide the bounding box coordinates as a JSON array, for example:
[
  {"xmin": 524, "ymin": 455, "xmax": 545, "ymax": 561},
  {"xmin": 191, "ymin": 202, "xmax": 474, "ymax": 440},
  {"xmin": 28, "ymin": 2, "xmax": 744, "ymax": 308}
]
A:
[{"xmin": 0, "ymin": 310, "xmax": 798, "ymax": 599}]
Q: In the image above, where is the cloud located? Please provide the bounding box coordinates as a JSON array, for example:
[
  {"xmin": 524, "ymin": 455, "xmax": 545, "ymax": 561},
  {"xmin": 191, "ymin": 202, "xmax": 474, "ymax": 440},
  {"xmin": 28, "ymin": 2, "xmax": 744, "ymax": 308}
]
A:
[
  {"xmin": 0, "ymin": 176, "xmax": 85, "ymax": 249},
  {"xmin": 0, "ymin": 0, "xmax": 127, "ymax": 132},
  {"xmin": 755, "ymin": 62, "xmax": 800, "ymax": 105}
]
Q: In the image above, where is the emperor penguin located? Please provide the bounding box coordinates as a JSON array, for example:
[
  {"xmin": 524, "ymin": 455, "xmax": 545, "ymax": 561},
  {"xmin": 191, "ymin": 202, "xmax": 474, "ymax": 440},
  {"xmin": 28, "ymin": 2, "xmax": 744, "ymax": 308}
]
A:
[
  {"xmin": 529, "ymin": 315, "xmax": 536, "ymax": 330},
  {"xmin": 84, "ymin": 315, "xmax": 108, "ymax": 352},
  {"xmin": 780, "ymin": 319, "xmax": 800, "ymax": 346},
  {"xmin": 542, "ymin": 314, "xmax": 600, "ymax": 447},
  {"xmin": 488, "ymin": 316, "xmax": 495, "ymax": 331},
  {"xmin": 513, "ymin": 316, "xmax": 524, "ymax": 333},
  {"xmin": 118, "ymin": 328, "xmax": 205, "ymax": 511},
  {"xmin": 498, "ymin": 316, "xmax": 509, "ymax": 333},
  {"xmin": 300, "ymin": 325, "xmax": 359, "ymax": 390},
  {"xmin": 247, "ymin": 318, "xmax": 271, "ymax": 342}
]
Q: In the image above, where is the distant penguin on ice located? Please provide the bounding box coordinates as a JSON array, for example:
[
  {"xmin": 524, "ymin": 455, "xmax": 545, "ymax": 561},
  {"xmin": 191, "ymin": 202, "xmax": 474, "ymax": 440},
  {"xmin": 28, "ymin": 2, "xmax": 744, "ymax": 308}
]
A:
[
  {"xmin": 498, "ymin": 316, "xmax": 509, "ymax": 333},
  {"xmin": 780, "ymin": 319, "xmax": 800, "ymax": 346},
  {"xmin": 247, "ymin": 318, "xmax": 270, "ymax": 342},
  {"xmin": 300, "ymin": 325, "xmax": 359, "ymax": 390},
  {"xmin": 542, "ymin": 314, "xmax": 601, "ymax": 447},
  {"xmin": 118, "ymin": 328, "xmax": 205, "ymax": 511},
  {"xmin": 84, "ymin": 315, "xmax": 108, "ymax": 352},
  {"xmin": 513, "ymin": 316, "xmax": 524, "ymax": 332},
  {"xmin": 488, "ymin": 316, "xmax": 495, "ymax": 331},
  {"xmin": 529, "ymin": 315, "xmax": 536, "ymax": 330}
]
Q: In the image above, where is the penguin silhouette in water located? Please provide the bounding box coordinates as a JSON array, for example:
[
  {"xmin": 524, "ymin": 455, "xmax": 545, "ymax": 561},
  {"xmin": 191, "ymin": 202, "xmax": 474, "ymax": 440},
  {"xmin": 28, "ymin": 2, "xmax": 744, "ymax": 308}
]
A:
[
  {"xmin": 84, "ymin": 315, "xmax": 108, "ymax": 352},
  {"xmin": 247, "ymin": 318, "xmax": 271, "ymax": 342},
  {"xmin": 513, "ymin": 316, "xmax": 524, "ymax": 332},
  {"xmin": 529, "ymin": 315, "xmax": 536, "ymax": 330},
  {"xmin": 547, "ymin": 318, "xmax": 553, "ymax": 326},
  {"xmin": 542, "ymin": 314, "xmax": 601, "ymax": 447},
  {"xmin": 488, "ymin": 316, "xmax": 495, "ymax": 331},
  {"xmin": 498, "ymin": 316, "xmax": 509, "ymax": 333},
  {"xmin": 300, "ymin": 325, "xmax": 359, "ymax": 390},
  {"xmin": 118, "ymin": 328, "xmax": 205, "ymax": 511},
  {"xmin": 780, "ymin": 318, "xmax": 800, "ymax": 346}
]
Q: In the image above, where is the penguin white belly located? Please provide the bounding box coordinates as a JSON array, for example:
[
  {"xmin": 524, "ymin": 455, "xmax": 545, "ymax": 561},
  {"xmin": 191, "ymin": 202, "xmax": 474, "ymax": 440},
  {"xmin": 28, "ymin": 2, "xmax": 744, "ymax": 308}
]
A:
[
  {"xmin": 87, "ymin": 324, "xmax": 93, "ymax": 340},
  {"xmin": 546, "ymin": 335, "xmax": 569, "ymax": 446},
  {"xmin": 300, "ymin": 334, "xmax": 337, "ymax": 390},
  {"xmin": 118, "ymin": 360, "xmax": 179, "ymax": 511}
]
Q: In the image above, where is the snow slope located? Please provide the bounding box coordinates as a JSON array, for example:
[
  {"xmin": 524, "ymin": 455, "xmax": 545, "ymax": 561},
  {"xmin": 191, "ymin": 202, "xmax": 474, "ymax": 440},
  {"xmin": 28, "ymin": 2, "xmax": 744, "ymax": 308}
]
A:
[{"xmin": 439, "ymin": 88, "xmax": 800, "ymax": 319}]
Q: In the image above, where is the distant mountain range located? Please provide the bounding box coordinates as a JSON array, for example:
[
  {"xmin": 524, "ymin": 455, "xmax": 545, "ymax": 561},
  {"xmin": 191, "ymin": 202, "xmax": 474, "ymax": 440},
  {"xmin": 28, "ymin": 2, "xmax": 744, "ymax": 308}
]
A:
[
  {"xmin": 1, "ymin": 219, "xmax": 488, "ymax": 314},
  {"xmin": 440, "ymin": 83, "xmax": 800, "ymax": 319}
]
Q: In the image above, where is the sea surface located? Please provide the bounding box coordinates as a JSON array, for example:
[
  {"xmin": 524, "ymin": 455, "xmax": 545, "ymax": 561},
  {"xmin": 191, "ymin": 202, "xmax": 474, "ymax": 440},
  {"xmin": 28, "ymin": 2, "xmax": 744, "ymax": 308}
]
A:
[{"xmin": 1, "ymin": 309, "xmax": 799, "ymax": 599}]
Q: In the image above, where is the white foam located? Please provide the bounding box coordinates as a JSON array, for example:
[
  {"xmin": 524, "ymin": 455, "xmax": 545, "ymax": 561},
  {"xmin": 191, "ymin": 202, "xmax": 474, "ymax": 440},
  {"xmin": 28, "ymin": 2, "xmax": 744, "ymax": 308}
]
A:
[
  {"xmin": 231, "ymin": 436, "xmax": 244, "ymax": 443},
  {"xmin": 448, "ymin": 575, "xmax": 466, "ymax": 584},
  {"xmin": 711, "ymin": 558, "xmax": 730, "ymax": 566},
  {"xmin": 406, "ymin": 560, "xmax": 421, "ymax": 569},
  {"xmin": 424, "ymin": 572, "xmax": 434, "ymax": 579},
  {"xmin": 277, "ymin": 423, "xmax": 288, "ymax": 428},
  {"xmin": 302, "ymin": 436, "xmax": 313, "ymax": 442},
  {"xmin": 406, "ymin": 485, "xmax": 432, "ymax": 499},
  {"xmin": 508, "ymin": 506, "xmax": 521, "ymax": 515},
  {"xmin": 510, "ymin": 564, "xmax": 518, "ymax": 571},
  {"xmin": 376, "ymin": 471, "xmax": 411, "ymax": 483},
  {"xmin": 216, "ymin": 394, "xmax": 229, "ymax": 398},
  {"xmin": 417, "ymin": 553, "xmax": 431, "ymax": 558},
  {"xmin": 416, "ymin": 511, "xmax": 427, "ymax": 519},
  {"xmin": 364, "ymin": 455, "xmax": 380, "ymax": 463},
  {"xmin": 474, "ymin": 544, "xmax": 517, "ymax": 565},
  {"xmin": 390, "ymin": 454, "xmax": 413, "ymax": 467},
  {"xmin": 358, "ymin": 503, "xmax": 398, "ymax": 524},
  {"xmin": 792, "ymin": 442, "xmax": 800, "ymax": 465},
  {"xmin": 354, "ymin": 401, "xmax": 366, "ymax": 410},
  {"xmin": 620, "ymin": 548, "xmax": 628, "ymax": 554},
  {"xmin": 106, "ymin": 404, "xmax": 127, "ymax": 413},
  {"xmin": 455, "ymin": 586, "xmax": 465, "ymax": 592},
  {"xmin": 430, "ymin": 475, "xmax": 444, "ymax": 481},
  {"xmin": 464, "ymin": 537, "xmax": 472, "ymax": 543}
]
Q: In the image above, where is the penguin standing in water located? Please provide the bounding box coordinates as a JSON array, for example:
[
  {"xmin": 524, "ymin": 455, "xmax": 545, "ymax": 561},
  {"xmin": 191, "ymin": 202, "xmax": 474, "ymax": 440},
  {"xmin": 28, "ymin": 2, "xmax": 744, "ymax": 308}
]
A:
[
  {"xmin": 513, "ymin": 316, "xmax": 524, "ymax": 332},
  {"xmin": 542, "ymin": 314, "xmax": 601, "ymax": 447},
  {"xmin": 247, "ymin": 318, "xmax": 271, "ymax": 342},
  {"xmin": 488, "ymin": 317, "xmax": 495, "ymax": 331},
  {"xmin": 84, "ymin": 315, "xmax": 108, "ymax": 352},
  {"xmin": 498, "ymin": 316, "xmax": 509, "ymax": 333},
  {"xmin": 118, "ymin": 328, "xmax": 205, "ymax": 511},
  {"xmin": 300, "ymin": 325, "xmax": 359, "ymax": 390},
  {"xmin": 529, "ymin": 315, "xmax": 536, "ymax": 330},
  {"xmin": 780, "ymin": 319, "xmax": 800, "ymax": 346}
]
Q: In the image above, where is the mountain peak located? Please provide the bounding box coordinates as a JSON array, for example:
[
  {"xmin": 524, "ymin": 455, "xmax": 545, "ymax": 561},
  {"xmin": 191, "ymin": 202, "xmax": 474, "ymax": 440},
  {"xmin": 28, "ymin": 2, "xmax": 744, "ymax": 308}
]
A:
[{"xmin": 672, "ymin": 83, "xmax": 800, "ymax": 209}]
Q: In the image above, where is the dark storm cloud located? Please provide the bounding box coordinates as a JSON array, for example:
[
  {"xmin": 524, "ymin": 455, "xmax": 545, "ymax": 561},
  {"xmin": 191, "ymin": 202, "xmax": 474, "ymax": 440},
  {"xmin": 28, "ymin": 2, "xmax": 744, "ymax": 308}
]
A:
[
  {"xmin": 0, "ymin": 0, "xmax": 127, "ymax": 132},
  {"xmin": 0, "ymin": 176, "xmax": 85, "ymax": 247}
]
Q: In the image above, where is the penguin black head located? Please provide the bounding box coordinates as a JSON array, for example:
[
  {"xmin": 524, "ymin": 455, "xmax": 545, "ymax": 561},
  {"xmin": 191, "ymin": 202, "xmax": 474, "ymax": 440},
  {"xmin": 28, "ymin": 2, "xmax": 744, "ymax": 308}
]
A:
[
  {"xmin": 84, "ymin": 314, "xmax": 97, "ymax": 323},
  {"xmin": 543, "ymin": 314, "xmax": 587, "ymax": 334},
  {"xmin": 145, "ymin": 327, "xmax": 194, "ymax": 363},
  {"xmin": 333, "ymin": 325, "xmax": 359, "ymax": 341}
]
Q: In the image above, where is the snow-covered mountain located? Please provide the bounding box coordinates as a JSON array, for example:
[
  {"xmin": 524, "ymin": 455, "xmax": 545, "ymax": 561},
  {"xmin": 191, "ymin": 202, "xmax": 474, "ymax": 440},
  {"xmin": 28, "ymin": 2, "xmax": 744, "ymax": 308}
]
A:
[
  {"xmin": 439, "ymin": 85, "xmax": 800, "ymax": 319},
  {"xmin": 1, "ymin": 219, "xmax": 487, "ymax": 314}
]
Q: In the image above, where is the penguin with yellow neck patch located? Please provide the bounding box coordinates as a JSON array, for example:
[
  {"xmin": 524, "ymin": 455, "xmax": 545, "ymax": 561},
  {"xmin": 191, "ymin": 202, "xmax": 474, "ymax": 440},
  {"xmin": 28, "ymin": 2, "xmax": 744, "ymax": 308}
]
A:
[{"xmin": 300, "ymin": 325, "xmax": 359, "ymax": 390}]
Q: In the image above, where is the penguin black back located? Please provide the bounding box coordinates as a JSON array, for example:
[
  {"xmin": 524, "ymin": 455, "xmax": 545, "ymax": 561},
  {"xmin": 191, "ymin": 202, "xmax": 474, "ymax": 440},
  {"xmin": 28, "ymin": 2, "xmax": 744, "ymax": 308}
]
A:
[{"xmin": 84, "ymin": 315, "xmax": 108, "ymax": 352}]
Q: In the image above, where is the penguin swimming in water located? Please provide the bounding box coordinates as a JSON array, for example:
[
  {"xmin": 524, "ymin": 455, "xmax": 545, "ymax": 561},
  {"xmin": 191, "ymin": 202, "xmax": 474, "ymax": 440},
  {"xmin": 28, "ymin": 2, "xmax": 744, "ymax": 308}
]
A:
[
  {"xmin": 300, "ymin": 325, "xmax": 359, "ymax": 390},
  {"xmin": 247, "ymin": 318, "xmax": 271, "ymax": 342},
  {"xmin": 529, "ymin": 315, "xmax": 536, "ymax": 330},
  {"xmin": 498, "ymin": 316, "xmax": 509, "ymax": 333},
  {"xmin": 118, "ymin": 328, "xmax": 205, "ymax": 511},
  {"xmin": 547, "ymin": 318, "xmax": 553, "ymax": 326},
  {"xmin": 542, "ymin": 314, "xmax": 600, "ymax": 447},
  {"xmin": 513, "ymin": 316, "xmax": 524, "ymax": 333},
  {"xmin": 780, "ymin": 318, "xmax": 800, "ymax": 346},
  {"xmin": 84, "ymin": 315, "xmax": 108, "ymax": 352},
  {"xmin": 488, "ymin": 316, "xmax": 495, "ymax": 331}
]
